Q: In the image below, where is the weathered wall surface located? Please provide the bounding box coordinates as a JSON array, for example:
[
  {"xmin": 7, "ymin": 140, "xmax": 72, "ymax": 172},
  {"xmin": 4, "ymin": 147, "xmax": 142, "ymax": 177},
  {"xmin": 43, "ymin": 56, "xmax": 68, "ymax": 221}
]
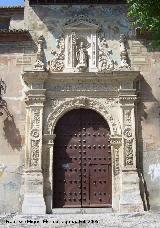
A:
[
  {"xmin": 24, "ymin": 3, "xmax": 132, "ymax": 65},
  {"xmin": 0, "ymin": 41, "xmax": 35, "ymax": 213},
  {"xmin": 0, "ymin": 1, "xmax": 160, "ymax": 213},
  {"xmin": 129, "ymin": 41, "xmax": 160, "ymax": 210}
]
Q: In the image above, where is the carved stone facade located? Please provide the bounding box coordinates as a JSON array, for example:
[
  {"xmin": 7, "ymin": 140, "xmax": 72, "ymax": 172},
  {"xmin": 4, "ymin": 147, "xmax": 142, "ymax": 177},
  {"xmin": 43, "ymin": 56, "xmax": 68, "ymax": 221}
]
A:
[
  {"xmin": 47, "ymin": 16, "xmax": 130, "ymax": 73},
  {"xmin": 22, "ymin": 69, "xmax": 143, "ymax": 213},
  {"xmin": 20, "ymin": 16, "xmax": 144, "ymax": 214}
]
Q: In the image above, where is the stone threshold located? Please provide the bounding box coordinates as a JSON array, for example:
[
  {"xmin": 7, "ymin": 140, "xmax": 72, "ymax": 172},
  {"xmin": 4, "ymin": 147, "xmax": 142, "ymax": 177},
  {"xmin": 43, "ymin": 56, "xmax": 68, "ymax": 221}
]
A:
[{"xmin": 52, "ymin": 208, "xmax": 112, "ymax": 214}]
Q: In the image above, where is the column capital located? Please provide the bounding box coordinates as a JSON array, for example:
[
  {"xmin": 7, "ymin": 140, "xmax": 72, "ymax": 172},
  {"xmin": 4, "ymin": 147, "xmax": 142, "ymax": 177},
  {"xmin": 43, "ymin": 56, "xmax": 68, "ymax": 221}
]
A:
[
  {"xmin": 119, "ymin": 89, "xmax": 137, "ymax": 106},
  {"xmin": 110, "ymin": 135, "xmax": 122, "ymax": 147},
  {"xmin": 43, "ymin": 134, "xmax": 56, "ymax": 146},
  {"xmin": 22, "ymin": 71, "xmax": 48, "ymax": 88},
  {"xmin": 25, "ymin": 89, "xmax": 46, "ymax": 107}
]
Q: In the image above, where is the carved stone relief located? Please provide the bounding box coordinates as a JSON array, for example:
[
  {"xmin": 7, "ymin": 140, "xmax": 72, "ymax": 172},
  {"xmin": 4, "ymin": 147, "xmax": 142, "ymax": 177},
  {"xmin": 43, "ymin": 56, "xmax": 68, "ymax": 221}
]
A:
[
  {"xmin": 48, "ymin": 35, "xmax": 65, "ymax": 72},
  {"xmin": 45, "ymin": 97, "xmax": 121, "ymax": 136},
  {"xmin": 47, "ymin": 15, "xmax": 132, "ymax": 73},
  {"xmin": 30, "ymin": 108, "xmax": 41, "ymax": 167},
  {"xmin": 123, "ymin": 109, "xmax": 134, "ymax": 167},
  {"xmin": 98, "ymin": 33, "xmax": 115, "ymax": 72}
]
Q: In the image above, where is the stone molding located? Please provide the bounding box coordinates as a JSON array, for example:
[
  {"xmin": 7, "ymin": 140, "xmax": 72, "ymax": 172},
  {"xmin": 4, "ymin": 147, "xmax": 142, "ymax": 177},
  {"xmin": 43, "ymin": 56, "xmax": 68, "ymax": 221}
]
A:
[{"xmin": 45, "ymin": 96, "xmax": 121, "ymax": 136}]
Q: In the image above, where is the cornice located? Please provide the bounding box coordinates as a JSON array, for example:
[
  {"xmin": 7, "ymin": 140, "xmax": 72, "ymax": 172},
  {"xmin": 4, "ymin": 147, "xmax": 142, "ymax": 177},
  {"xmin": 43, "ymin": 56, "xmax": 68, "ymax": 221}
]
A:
[
  {"xmin": 0, "ymin": 6, "xmax": 24, "ymax": 12},
  {"xmin": 22, "ymin": 70, "xmax": 140, "ymax": 86},
  {"xmin": 47, "ymin": 71, "xmax": 140, "ymax": 81},
  {"xmin": 25, "ymin": 89, "xmax": 46, "ymax": 106},
  {"xmin": 22, "ymin": 71, "xmax": 48, "ymax": 86}
]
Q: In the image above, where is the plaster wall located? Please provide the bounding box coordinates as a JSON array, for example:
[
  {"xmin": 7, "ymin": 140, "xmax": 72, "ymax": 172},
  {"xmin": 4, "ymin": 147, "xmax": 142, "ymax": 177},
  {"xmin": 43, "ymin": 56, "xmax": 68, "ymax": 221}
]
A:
[
  {"xmin": 129, "ymin": 41, "xmax": 160, "ymax": 210},
  {"xmin": 9, "ymin": 13, "xmax": 24, "ymax": 30},
  {"xmin": 0, "ymin": 42, "xmax": 34, "ymax": 213},
  {"xmin": 0, "ymin": 9, "xmax": 24, "ymax": 30}
]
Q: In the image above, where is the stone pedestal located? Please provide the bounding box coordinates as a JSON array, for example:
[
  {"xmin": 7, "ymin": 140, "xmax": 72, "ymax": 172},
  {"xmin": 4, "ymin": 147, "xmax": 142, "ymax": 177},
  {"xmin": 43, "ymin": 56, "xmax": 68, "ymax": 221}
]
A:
[
  {"xmin": 22, "ymin": 170, "xmax": 46, "ymax": 214},
  {"xmin": 119, "ymin": 170, "xmax": 144, "ymax": 212}
]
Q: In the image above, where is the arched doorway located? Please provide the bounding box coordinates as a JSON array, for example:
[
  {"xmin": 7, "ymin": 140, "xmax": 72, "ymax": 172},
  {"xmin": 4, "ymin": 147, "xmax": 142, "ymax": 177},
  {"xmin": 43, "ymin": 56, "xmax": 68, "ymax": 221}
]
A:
[{"xmin": 53, "ymin": 108, "xmax": 112, "ymax": 208}]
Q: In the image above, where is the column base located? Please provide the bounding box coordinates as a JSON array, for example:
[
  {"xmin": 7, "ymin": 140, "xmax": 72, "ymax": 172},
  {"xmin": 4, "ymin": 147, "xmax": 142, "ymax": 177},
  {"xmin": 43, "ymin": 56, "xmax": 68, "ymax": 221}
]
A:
[
  {"xmin": 22, "ymin": 193, "xmax": 46, "ymax": 214},
  {"xmin": 21, "ymin": 170, "xmax": 46, "ymax": 214},
  {"xmin": 119, "ymin": 170, "xmax": 144, "ymax": 213}
]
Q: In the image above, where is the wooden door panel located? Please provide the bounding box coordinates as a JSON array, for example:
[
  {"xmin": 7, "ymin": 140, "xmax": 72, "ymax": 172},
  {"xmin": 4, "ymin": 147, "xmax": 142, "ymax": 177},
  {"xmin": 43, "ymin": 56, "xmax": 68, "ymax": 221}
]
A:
[
  {"xmin": 53, "ymin": 109, "xmax": 112, "ymax": 208},
  {"xmin": 89, "ymin": 164, "xmax": 112, "ymax": 206}
]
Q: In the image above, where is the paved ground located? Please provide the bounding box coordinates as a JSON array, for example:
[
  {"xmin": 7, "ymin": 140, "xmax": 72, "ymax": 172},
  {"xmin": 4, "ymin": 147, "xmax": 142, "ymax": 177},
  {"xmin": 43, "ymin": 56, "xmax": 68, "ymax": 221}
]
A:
[{"xmin": 0, "ymin": 212, "xmax": 160, "ymax": 228}]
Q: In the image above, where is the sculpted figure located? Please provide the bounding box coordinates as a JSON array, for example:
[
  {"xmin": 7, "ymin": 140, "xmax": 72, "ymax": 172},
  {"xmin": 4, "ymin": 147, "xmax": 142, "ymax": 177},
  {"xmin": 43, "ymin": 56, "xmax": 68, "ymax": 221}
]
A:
[{"xmin": 76, "ymin": 42, "xmax": 88, "ymax": 72}]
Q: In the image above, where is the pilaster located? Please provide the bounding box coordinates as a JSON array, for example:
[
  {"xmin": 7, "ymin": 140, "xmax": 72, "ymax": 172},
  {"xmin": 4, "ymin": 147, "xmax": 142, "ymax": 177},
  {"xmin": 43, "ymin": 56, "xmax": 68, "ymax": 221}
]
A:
[
  {"xmin": 110, "ymin": 136, "xmax": 122, "ymax": 211},
  {"xmin": 22, "ymin": 71, "xmax": 47, "ymax": 214},
  {"xmin": 42, "ymin": 134, "xmax": 56, "ymax": 214},
  {"xmin": 119, "ymin": 89, "xmax": 143, "ymax": 212}
]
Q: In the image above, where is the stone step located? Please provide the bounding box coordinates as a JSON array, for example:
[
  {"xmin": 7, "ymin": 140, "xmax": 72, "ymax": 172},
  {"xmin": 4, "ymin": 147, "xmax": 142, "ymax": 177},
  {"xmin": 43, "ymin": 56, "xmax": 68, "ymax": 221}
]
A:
[{"xmin": 0, "ymin": 212, "xmax": 160, "ymax": 227}]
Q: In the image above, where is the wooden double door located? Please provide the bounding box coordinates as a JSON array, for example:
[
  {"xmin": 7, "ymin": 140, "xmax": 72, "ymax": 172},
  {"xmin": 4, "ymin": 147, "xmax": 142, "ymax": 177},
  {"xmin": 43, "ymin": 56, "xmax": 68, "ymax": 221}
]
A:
[{"xmin": 53, "ymin": 109, "xmax": 112, "ymax": 208}]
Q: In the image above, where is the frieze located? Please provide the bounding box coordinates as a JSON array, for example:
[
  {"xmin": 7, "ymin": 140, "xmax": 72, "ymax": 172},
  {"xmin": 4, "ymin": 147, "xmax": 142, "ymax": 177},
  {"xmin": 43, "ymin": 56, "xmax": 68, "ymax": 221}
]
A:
[
  {"xmin": 64, "ymin": 14, "xmax": 99, "ymax": 27},
  {"xmin": 45, "ymin": 82, "xmax": 120, "ymax": 92}
]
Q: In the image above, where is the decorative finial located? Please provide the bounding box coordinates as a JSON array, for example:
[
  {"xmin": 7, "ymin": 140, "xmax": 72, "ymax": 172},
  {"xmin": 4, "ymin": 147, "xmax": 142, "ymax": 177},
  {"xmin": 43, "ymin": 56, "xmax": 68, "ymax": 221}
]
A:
[
  {"xmin": 33, "ymin": 35, "xmax": 46, "ymax": 71},
  {"xmin": 119, "ymin": 34, "xmax": 131, "ymax": 69}
]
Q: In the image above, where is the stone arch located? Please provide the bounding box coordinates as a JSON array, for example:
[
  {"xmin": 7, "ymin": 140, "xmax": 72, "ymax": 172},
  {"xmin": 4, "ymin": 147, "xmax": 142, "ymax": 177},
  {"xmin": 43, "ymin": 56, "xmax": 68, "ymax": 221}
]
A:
[{"xmin": 45, "ymin": 96, "xmax": 121, "ymax": 136}]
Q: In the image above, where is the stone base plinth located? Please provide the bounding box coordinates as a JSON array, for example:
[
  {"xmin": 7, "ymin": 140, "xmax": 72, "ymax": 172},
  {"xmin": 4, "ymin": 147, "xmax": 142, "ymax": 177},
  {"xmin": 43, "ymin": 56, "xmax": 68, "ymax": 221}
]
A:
[
  {"xmin": 22, "ymin": 193, "xmax": 46, "ymax": 214},
  {"xmin": 119, "ymin": 170, "xmax": 144, "ymax": 212}
]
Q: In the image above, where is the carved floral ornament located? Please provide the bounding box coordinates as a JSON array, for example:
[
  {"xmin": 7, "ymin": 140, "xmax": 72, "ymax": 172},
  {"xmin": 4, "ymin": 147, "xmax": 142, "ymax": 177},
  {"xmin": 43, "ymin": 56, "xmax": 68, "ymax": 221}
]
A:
[
  {"xmin": 30, "ymin": 108, "xmax": 41, "ymax": 167},
  {"xmin": 45, "ymin": 15, "xmax": 131, "ymax": 73},
  {"xmin": 44, "ymin": 97, "xmax": 121, "ymax": 136}
]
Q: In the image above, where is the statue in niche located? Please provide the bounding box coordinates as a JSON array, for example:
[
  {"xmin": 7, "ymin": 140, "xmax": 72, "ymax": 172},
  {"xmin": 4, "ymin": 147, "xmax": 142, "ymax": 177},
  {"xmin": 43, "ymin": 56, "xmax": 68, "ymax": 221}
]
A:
[
  {"xmin": 75, "ymin": 39, "xmax": 89, "ymax": 72},
  {"xmin": 76, "ymin": 42, "xmax": 87, "ymax": 68}
]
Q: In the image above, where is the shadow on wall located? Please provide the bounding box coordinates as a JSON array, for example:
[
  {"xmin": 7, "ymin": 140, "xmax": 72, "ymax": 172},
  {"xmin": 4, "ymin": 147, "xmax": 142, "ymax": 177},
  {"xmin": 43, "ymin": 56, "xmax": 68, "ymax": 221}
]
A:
[
  {"xmin": 3, "ymin": 116, "xmax": 22, "ymax": 151},
  {"xmin": 136, "ymin": 75, "xmax": 158, "ymax": 211}
]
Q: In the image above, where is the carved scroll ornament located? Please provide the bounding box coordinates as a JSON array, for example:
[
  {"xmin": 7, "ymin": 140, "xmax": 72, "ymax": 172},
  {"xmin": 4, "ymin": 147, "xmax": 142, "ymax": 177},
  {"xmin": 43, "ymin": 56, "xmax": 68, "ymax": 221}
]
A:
[
  {"xmin": 98, "ymin": 34, "xmax": 115, "ymax": 72},
  {"xmin": 48, "ymin": 35, "xmax": 65, "ymax": 72}
]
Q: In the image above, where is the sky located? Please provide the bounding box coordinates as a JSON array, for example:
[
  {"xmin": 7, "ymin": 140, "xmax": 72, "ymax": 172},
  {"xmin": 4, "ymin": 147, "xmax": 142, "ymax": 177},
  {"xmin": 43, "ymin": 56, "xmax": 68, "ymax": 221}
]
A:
[{"xmin": 0, "ymin": 0, "xmax": 24, "ymax": 6}]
